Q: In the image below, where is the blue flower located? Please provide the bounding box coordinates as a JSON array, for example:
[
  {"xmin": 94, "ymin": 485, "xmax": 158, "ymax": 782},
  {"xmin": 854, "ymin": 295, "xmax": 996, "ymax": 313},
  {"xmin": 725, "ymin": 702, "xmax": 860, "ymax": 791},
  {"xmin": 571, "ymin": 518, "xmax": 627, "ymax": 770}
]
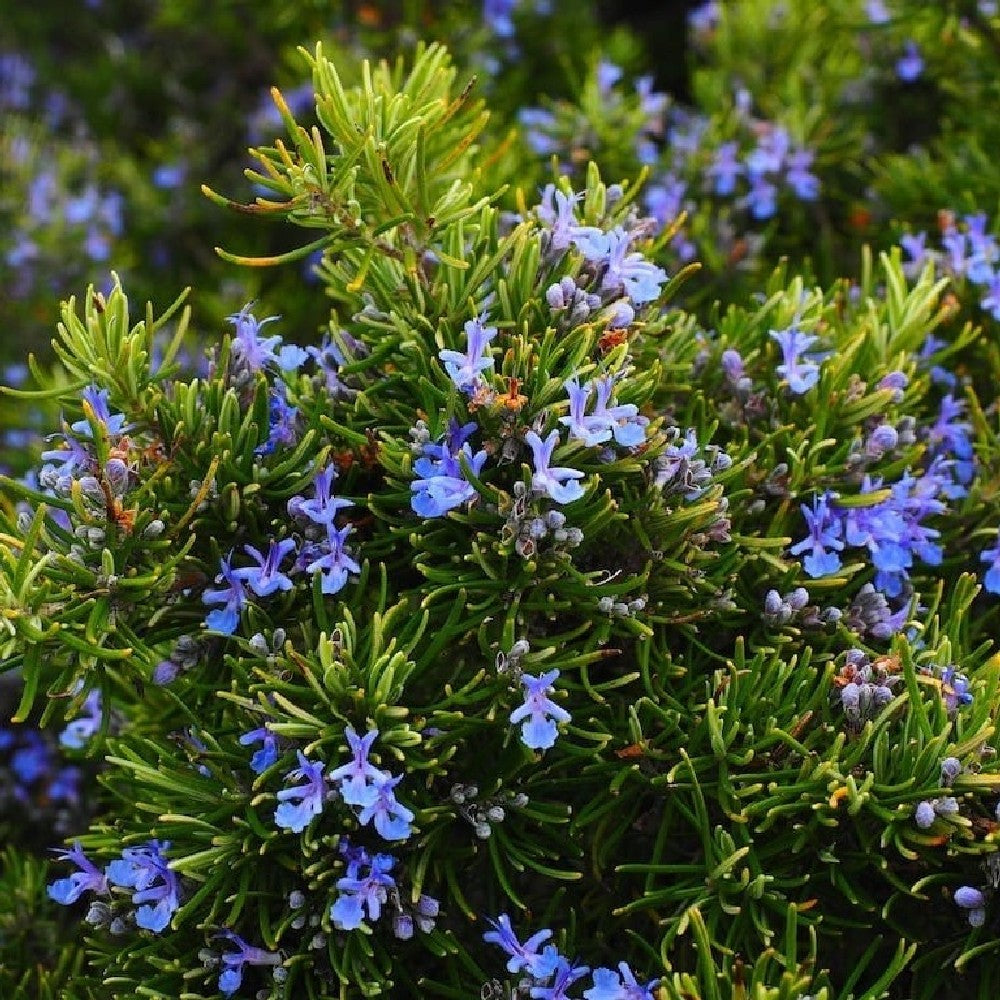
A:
[
  {"xmin": 530, "ymin": 955, "xmax": 591, "ymax": 1000},
  {"xmin": 483, "ymin": 913, "xmax": 553, "ymax": 975},
  {"xmin": 302, "ymin": 524, "xmax": 361, "ymax": 595},
  {"xmin": 574, "ymin": 226, "xmax": 667, "ymax": 305},
  {"xmin": 790, "ymin": 493, "xmax": 843, "ymax": 577},
  {"xmin": 356, "ymin": 771, "xmax": 415, "ymax": 841},
  {"xmin": 439, "ymin": 316, "xmax": 497, "ymax": 392},
  {"xmin": 330, "ymin": 851, "xmax": 397, "ymax": 930},
  {"xmin": 510, "ymin": 668, "xmax": 571, "ymax": 750},
  {"xmin": 71, "ymin": 385, "xmax": 127, "ymax": 437},
  {"xmin": 327, "ymin": 725, "xmax": 385, "ymax": 805},
  {"xmin": 274, "ymin": 752, "xmax": 326, "ymax": 833},
  {"xmin": 559, "ymin": 377, "xmax": 612, "ymax": 447},
  {"xmin": 287, "ymin": 466, "xmax": 353, "ymax": 525},
  {"xmin": 59, "ymin": 689, "xmax": 102, "ymax": 750},
  {"xmin": 216, "ymin": 930, "xmax": 282, "ymax": 996},
  {"xmin": 47, "ymin": 841, "xmax": 109, "ymax": 904},
  {"xmin": 785, "ymin": 148, "xmax": 819, "ymax": 201},
  {"xmin": 591, "ymin": 376, "xmax": 647, "ymax": 447},
  {"xmin": 234, "ymin": 539, "xmax": 297, "ymax": 597},
  {"xmin": 255, "ymin": 384, "xmax": 299, "ymax": 456},
  {"xmin": 411, "ymin": 423, "xmax": 488, "ymax": 517},
  {"xmin": 226, "ymin": 304, "xmax": 306, "ymax": 375},
  {"xmin": 585, "ymin": 962, "xmax": 659, "ymax": 1000},
  {"xmin": 536, "ymin": 184, "xmax": 589, "ymax": 251},
  {"xmin": 707, "ymin": 141, "xmax": 742, "ymax": 197},
  {"xmin": 980, "ymin": 535, "xmax": 1000, "ymax": 594},
  {"xmin": 525, "ymin": 430, "xmax": 585, "ymax": 504},
  {"xmin": 203, "ymin": 552, "xmax": 250, "ymax": 635},
  {"xmin": 106, "ymin": 840, "xmax": 179, "ymax": 933},
  {"xmin": 770, "ymin": 326, "xmax": 824, "ymax": 394},
  {"xmin": 239, "ymin": 726, "xmax": 278, "ymax": 774},
  {"xmin": 896, "ymin": 40, "xmax": 924, "ymax": 82}
]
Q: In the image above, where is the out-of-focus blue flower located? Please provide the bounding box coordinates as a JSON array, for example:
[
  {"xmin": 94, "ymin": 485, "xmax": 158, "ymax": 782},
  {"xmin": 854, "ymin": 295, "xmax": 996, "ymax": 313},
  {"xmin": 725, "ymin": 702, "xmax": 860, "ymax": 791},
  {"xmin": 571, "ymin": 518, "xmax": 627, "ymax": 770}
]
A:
[
  {"xmin": 510, "ymin": 668, "xmax": 571, "ymax": 750},
  {"xmin": 274, "ymin": 752, "xmax": 326, "ymax": 833},
  {"xmin": 707, "ymin": 141, "xmax": 742, "ymax": 196},
  {"xmin": 790, "ymin": 493, "xmax": 843, "ymax": 577},
  {"xmin": 896, "ymin": 40, "xmax": 924, "ymax": 82},
  {"xmin": 980, "ymin": 535, "xmax": 1000, "ymax": 593},
  {"xmin": 59, "ymin": 689, "xmax": 102, "ymax": 750},
  {"xmin": 239, "ymin": 726, "xmax": 278, "ymax": 774},
  {"xmin": 865, "ymin": 0, "xmax": 891, "ymax": 23},
  {"xmin": 47, "ymin": 841, "xmax": 109, "ymax": 904},
  {"xmin": 439, "ymin": 316, "xmax": 497, "ymax": 392},
  {"xmin": 785, "ymin": 148, "xmax": 819, "ymax": 200},
  {"xmin": 483, "ymin": 0, "xmax": 518, "ymax": 37},
  {"xmin": 518, "ymin": 107, "xmax": 560, "ymax": 155},
  {"xmin": 525, "ymin": 430, "xmax": 585, "ymax": 504},
  {"xmin": 596, "ymin": 60, "xmax": 623, "ymax": 95},
  {"xmin": 106, "ymin": 840, "xmax": 180, "ymax": 933},
  {"xmin": 152, "ymin": 163, "xmax": 186, "ymax": 190}
]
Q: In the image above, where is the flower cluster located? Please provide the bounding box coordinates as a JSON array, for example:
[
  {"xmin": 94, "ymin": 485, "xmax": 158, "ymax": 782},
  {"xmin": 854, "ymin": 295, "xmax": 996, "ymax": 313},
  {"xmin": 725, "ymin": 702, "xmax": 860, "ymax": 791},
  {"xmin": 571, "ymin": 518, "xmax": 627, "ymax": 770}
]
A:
[
  {"xmin": 410, "ymin": 418, "xmax": 488, "ymax": 517},
  {"xmin": 483, "ymin": 913, "xmax": 658, "ymax": 999},
  {"xmin": 48, "ymin": 839, "xmax": 180, "ymax": 934}
]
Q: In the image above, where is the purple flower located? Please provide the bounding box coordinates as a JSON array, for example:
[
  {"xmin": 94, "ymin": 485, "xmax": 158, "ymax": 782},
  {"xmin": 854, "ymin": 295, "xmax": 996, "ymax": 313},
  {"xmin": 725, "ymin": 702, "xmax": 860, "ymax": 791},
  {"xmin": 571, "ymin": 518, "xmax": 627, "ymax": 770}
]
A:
[
  {"xmin": 510, "ymin": 668, "xmax": 571, "ymax": 750},
  {"xmin": 327, "ymin": 725, "xmax": 386, "ymax": 805},
  {"xmin": 303, "ymin": 524, "xmax": 361, "ymax": 595},
  {"xmin": 274, "ymin": 752, "xmax": 326, "ymax": 833},
  {"xmin": 530, "ymin": 955, "xmax": 591, "ymax": 1000},
  {"xmin": 239, "ymin": 726, "xmax": 278, "ymax": 774},
  {"xmin": 234, "ymin": 539, "xmax": 297, "ymax": 597},
  {"xmin": 288, "ymin": 465, "xmax": 353, "ymax": 525},
  {"xmin": 47, "ymin": 841, "xmax": 109, "ymax": 904},
  {"xmin": 896, "ymin": 40, "xmax": 924, "ymax": 82},
  {"xmin": 865, "ymin": 0, "xmax": 891, "ymax": 23},
  {"xmin": 226, "ymin": 304, "xmax": 305, "ymax": 375},
  {"xmin": 71, "ymin": 385, "xmax": 128, "ymax": 438},
  {"xmin": 216, "ymin": 930, "xmax": 282, "ymax": 996},
  {"xmin": 980, "ymin": 536, "xmax": 1000, "ymax": 594},
  {"xmin": 59, "ymin": 689, "xmax": 102, "ymax": 750},
  {"xmin": 785, "ymin": 148, "xmax": 819, "ymax": 200},
  {"xmin": 574, "ymin": 226, "xmax": 667, "ymax": 305},
  {"xmin": 525, "ymin": 430, "xmax": 585, "ymax": 504},
  {"xmin": 411, "ymin": 425, "xmax": 489, "ymax": 518},
  {"xmin": 439, "ymin": 317, "xmax": 497, "ymax": 392},
  {"xmin": 483, "ymin": 913, "xmax": 553, "ymax": 975},
  {"xmin": 106, "ymin": 840, "xmax": 179, "ymax": 933},
  {"xmin": 559, "ymin": 377, "xmax": 611, "ymax": 447},
  {"xmin": 585, "ymin": 962, "xmax": 659, "ymax": 1000},
  {"xmin": 203, "ymin": 552, "xmax": 250, "ymax": 635},
  {"xmin": 591, "ymin": 376, "xmax": 647, "ymax": 447},
  {"xmin": 356, "ymin": 771, "xmax": 415, "ymax": 841},
  {"xmin": 770, "ymin": 325, "xmax": 823, "ymax": 394},
  {"xmin": 255, "ymin": 384, "xmax": 299, "ymax": 456},
  {"xmin": 330, "ymin": 852, "xmax": 396, "ymax": 929},
  {"xmin": 940, "ymin": 667, "xmax": 973, "ymax": 713},
  {"xmin": 536, "ymin": 184, "xmax": 589, "ymax": 251},
  {"xmin": 790, "ymin": 493, "xmax": 844, "ymax": 577},
  {"xmin": 900, "ymin": 232, "xmax": 930, "ymax": 278},
  {"xmin": 707, "ymin": 141, "xmax": 742, "ymax": 196}
]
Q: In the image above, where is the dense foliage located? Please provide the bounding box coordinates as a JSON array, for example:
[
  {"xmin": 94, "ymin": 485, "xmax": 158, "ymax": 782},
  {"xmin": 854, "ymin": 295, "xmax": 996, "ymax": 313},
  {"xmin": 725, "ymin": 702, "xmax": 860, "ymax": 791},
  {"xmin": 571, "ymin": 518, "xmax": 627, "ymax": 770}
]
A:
[{"xmin": 5, "ymin": 4, "xmax": 1000, "ymax": 1000}]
